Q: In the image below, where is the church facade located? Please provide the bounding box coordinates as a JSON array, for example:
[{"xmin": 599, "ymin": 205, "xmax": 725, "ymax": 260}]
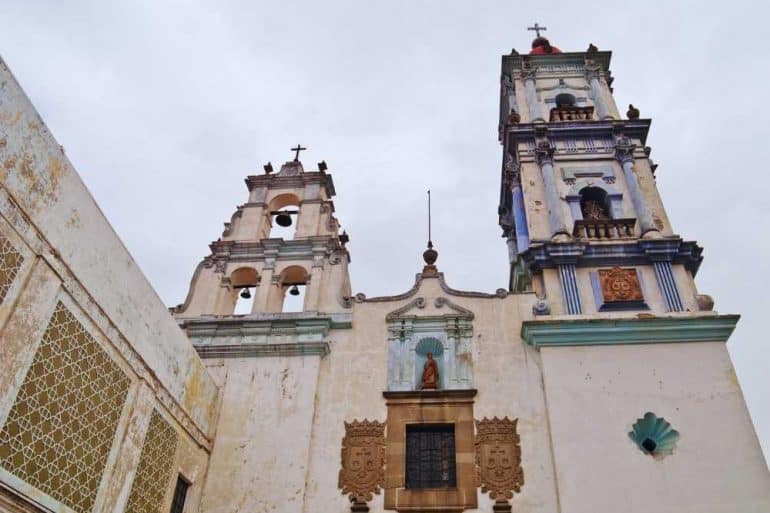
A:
[{"xmin": 0, "ymin": 35, "xmax": 768, "ymax": 513}]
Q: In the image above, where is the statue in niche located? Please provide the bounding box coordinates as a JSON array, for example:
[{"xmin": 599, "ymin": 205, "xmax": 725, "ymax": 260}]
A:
[{"xmin": 421, "ymin": 353, "xmax": 439, "ymax": 390}]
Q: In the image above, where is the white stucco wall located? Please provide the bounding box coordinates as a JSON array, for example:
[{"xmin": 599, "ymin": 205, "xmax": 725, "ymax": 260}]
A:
[{"xmin": 541, "ymin": 342, "xmax": 770, "ymax": 513}]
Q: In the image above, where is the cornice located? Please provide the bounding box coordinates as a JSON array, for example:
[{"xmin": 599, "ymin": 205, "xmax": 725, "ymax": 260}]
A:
[
  {"xmin": 383, "ymin": 389, "xmax": 477, "ymax": 403},
  {"xmin": 521, "ymin": 238, "xmax": 703, "ymax": 275},
  {"xmin": 194, "ymin": 341, "xmax": 330, "ymax": 359},
  {"xmin": 505, "ymin": 119, "xmax": 651, "ymax": 146},
  {"xmin": 521, "ymin": 315, "xmax": 740, "ymax": 348},
  {"xmin": 348, "ymin": 273, "xmax": 508, "ymax": 306},
  {"xmin": 178, "ymin": 311, "xmax": 353, "ymax": 334},
  {"xmin": 502, "ymin": 51, "xmax": 612, "ymax": 75},
  {"xmin": 244, "ymin": 170, "xmax": 336, "ymax": 197}
]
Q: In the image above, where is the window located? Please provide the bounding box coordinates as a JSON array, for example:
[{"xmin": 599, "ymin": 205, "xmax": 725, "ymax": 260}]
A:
[
  {"xmin": 579, "ymin": 186, "xmax": 610, "ymax": 221},
  {"xmin": 405, "ymin": 424, "xmax": 456, "ymax": 489},
  {"xmin": 170, "ymin": 475, "xmax": 190, "ymax": 513}
]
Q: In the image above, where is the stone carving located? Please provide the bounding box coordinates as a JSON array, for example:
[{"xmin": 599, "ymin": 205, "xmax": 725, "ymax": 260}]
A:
[
  {"xmin": 475, "ymin": 417, "xmax": 524, "ymax": 510},
  {"xmin": 598, "ymin": 267, "xmax": 643, "ymax": 303},
  {"xmin": 628, "ymin": 412, "xmax": 679, "ymax": 458},
  {"xmin": 532, "ymin": 298, "xmax": 550, "ymax": 315},
  {"xmin": 339, "ymin": 420, "xmax": 386, "ymax": 509},
  {"xmin": 421, "ymin": 353, "xmax": 439, "ymax": 389}
]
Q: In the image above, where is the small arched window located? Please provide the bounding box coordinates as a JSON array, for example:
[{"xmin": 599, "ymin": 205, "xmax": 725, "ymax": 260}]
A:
[{"xmin": 579, "ymin": 187, "xmax": 611, "ymax": 221}]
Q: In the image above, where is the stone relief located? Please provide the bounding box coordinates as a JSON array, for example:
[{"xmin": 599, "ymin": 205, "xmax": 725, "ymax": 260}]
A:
[
  {"xmin": 598, "ymin": 267, "xmax": 643, "ymax": 303},
  {"xmin": 338, "ymin": 419, "xmax": 386, "ymax": 508},
  {"xmin": 475, "ymin": 417, "xmax": 524, "ymax": 511}
]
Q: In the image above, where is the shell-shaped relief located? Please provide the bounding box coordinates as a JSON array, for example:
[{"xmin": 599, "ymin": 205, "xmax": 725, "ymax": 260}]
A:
[{"xmin": 628, "ymin": 412, "xmax": 679, "ymax": 458}]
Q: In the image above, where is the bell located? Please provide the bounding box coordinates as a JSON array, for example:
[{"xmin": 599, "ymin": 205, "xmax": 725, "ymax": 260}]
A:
[
  {"xmin": 289, "ymin": 284, "xmax": 300, "ymax": 296},
  {"xmin": 240, "ymin": 287, "xmax": 251, "ymax": 299},
  {"xmin": 275, "ymin": 212, "xmax": 293, "ymax": 227}
]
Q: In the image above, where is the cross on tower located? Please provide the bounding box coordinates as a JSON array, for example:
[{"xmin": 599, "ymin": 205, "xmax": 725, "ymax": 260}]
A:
[
  {"xmin": 291, "ymin": 144, "xmax": 307, "ymax": 161},
  {"xmin": 527, "ymin": 22, "xmax": 546, "ymax": 38}
]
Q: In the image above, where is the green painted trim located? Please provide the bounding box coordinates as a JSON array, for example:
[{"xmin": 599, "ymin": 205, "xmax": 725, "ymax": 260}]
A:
[{"xmin": 521, "ymin": 315, "xmax": 739, "ymax": 348}]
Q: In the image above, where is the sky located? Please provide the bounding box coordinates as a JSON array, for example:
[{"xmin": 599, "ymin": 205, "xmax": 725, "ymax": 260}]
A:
[{"xmin": 1, "ymin": 0, "xmax": 769, "ymax": 460}]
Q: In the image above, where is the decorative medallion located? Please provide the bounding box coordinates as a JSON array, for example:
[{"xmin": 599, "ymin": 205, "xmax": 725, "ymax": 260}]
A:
[
  {"xmin": 475, "ymin": 417, "xmax": 524, "ymax": 507},
  {"xmin": 598, "ymin": 267, "xmax": 643, "ymax": 303},
  {"xmin": 629, "ymin": 412, "xmax": 679, "ymax": 458},
  {"xmin": 339, "ymin": 419, "xmax": 386, "ymax": 506}
]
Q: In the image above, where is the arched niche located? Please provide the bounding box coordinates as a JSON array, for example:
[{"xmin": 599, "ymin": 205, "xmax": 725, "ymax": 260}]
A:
[
  {"xmin": 228, "ymin": 266, "xmax": 259, "ymax": 314},
  {"xmin": 276, "ymin": 264, "xmax": 309, "ymax": 312},
  {"xmin": 385, "ymin": 298, "xmax": 474, "ymax": 392},
  {"xmin": 565, "ymin": 179, "xmax": 624, "ymax": 221},
  {"xmin": 414, "ymin": 337, "xmax": 445, "ymax": 390},
  {"xmin": 267, "ymin": 193, "xmax": 301, "ymax": 240}
]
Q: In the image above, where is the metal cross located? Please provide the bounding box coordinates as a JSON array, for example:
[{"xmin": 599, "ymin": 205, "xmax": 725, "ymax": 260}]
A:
[
  {"xmin": 291, "ymin": 144, "xmax": 307, "ymax": 161},
  {"xmin": 527, "ymin": 23, "xmax": 546, "ymax": 38}
]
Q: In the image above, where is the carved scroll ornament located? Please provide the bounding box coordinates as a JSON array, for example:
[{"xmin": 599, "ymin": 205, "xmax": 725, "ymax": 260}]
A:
[
  {"xmin": 339, "ymin": 419, "xmax": 386, "ymax": 506},
  {"xmin": 475, "ymin": 417, "xmax": 524, "ymax": 505},
  {"xmin": 598, "ymin": 267, "xmax": 643, "ymax": 303}
]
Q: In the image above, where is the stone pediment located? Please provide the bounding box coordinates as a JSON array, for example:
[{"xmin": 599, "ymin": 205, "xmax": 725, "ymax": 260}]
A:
[
  {"xmin": 386, "ymin": 297, "xmax": 474, "ymax": 322},
  {"xmin": 347, "ymin": 272, "xmax": 508, "ymax": 307}
]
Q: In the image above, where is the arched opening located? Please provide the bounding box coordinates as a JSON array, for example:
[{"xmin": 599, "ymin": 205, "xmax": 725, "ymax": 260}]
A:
[
  {"xmin": 579, "ymin": 187, "xmax": 611, "ymax": 221},
  {"xmin": 278, "ymin": 265, "xmax": 309, "ymax": 313},
  {"xmin": 268, "ymin": 193, "xmax": 301, "ymax": 241},
  {"xmin": 230, "ymin": 267, "xmax": 259, "ymax": 314}
]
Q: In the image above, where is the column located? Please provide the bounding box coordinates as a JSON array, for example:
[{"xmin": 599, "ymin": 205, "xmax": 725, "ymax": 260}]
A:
[
  {"xmin": 558, "ymin": 264, "xmax": 582, "ymax": 314},
  {"xmin": 252, "ymin": 265, "xmax": 274, "ymax": 313},
  {"xmin": 653, "ymin": 261, "xmax": 684, "ymax": 312},
  {"xmin": 523, "ymin": 72, "xmax": 544, "ymax": 122},
  {"xmin": 304, "ymin": 264, "xmax": 324, "ymax": 312},
  {"xmin": 586, "ymin": 68, "xmax": 611, "ymax": 120},
  {"xmin": 512, "ymin": 184, "xmax": 530, "ymax": 251},
  {"xmin": 615, "ymin": 144, "xmax": 659, "ymax": 236},
  {"xmin": 535, "ymin": 144, "xmax": 570, "ymax": 239}
]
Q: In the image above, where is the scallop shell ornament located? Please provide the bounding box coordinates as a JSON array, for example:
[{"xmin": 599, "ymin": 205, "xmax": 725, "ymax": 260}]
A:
[{"xmin": 629, "ymin": 412, "xmax": 679, "ymax": 458}]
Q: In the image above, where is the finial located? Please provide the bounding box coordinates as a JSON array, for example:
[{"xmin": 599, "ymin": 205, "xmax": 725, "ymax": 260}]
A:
[
  {"xmin": 264, "ymin": 161, "xmax": 273, "ymax": 174},
  {"xmin": 291, "ymin": 144, "xmax": 307, "ymax": 161},
  {"xmin": 587, "ymin": 43, "xmax": 598, "ymax": 54},
  {"xmin": 339, "ymin": 230, "xmax": 349, "ymax": 247},
  {"xmin": 422, "ymin": 190, "xmax": 438, "ymax": 273},
  {"xmin": 627, "ymin": 104, "xmax": 640, "ymax": 120},
  {"xmin": 527, "ymin": 22, "xmax": 546, "ymax": 38},
  {"xmin": 318, "ymin": 160, "xmax": 328, "ymax": 171}
]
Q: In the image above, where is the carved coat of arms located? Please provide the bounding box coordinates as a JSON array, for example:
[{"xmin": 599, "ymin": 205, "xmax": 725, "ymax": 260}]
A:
[
  {"xmin": 338, "ymin": 419, "xmax": 386, "ymax": 504},
  {"xmin": 475, "ymin": 417, "xmax": 524, "ymax": 502},
  {"xmin": 598, "ymin": 267, "xmax": 643, "ymax": 302}
]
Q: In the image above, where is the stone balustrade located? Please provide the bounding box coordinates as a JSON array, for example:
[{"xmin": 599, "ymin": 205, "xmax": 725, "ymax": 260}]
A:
[
  {"xmin": 573, "ymin": 218, "xmax": 636, "ymax": 240},
  {"xmin": 549, "ymin": 106, "xmax": 595, "ymax": 122}
]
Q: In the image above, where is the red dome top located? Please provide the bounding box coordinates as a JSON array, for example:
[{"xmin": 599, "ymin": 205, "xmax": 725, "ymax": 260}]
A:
[{"xmin": 529, "ymin": 37, "xmax": 562, "ymax": 55}]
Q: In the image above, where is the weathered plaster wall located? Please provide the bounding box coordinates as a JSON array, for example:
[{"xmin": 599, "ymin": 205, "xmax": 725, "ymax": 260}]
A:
[
  {"xmin": 0, "ymin": 56, "xmax": 219, "ymax": 512},
  {"xmin": 541, "ymin": 342, "xmax": 770, "ymax": 513},
  {"xmin": 196, "ymin": 273, "xmax": 562, "ymax": 513},
  {"xmin": 199, "ymin": 355, "xmax": 322, "ymax": 513},
  {"xmin": 0, "ymin": 56, "xmax": 218, "ymax": 435}
]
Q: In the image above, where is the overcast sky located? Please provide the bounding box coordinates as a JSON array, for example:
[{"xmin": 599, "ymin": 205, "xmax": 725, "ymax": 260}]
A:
[{"xmin": 2, "ymin": 0, "xmax": 768, "ymax": 460}]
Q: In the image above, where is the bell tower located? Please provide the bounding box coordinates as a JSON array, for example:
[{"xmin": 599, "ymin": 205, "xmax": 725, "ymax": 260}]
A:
[
  {"xmin": 498, "ymin": 36, "xmax": 704, "ymax": 316},
  {"xmin": 172, "ymin": 150, "xmax": 351, "ymax": 318}
]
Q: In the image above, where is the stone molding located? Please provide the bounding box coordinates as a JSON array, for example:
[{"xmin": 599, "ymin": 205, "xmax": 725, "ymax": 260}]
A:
[
  {"xmin": 383, "ymin": 389, "xmax": 477, "ymax": 512},
  {"xmin": 521, "ymin": 315, "xmax": 740, "ymax": 348},
  {"xmin": 0, "ymin": 480, "xmax": 50, "ymax": 513},
  {"xmin": 521, "ymin": 238, "xmax": 703, "ymax": 275},
  {"xmin": 194, "ymin": 341, "xmax": 330, "ymax": 359},
  {"xmin": 179, "ymin": 311, "xmax": 353, "ymax": 335},
  {"xmin": 244, "ymin": 169, "xmax": 336, "ymax": 197},
  {"xmin": 348, "ymin": 273, "xmax": 507, "ymax": 306}
]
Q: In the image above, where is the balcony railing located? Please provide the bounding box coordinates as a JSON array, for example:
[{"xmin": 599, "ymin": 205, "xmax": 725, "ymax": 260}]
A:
[
  {"xmin": 573, "ymin": 218, "xmax": 636, "ymax": 240},
  {"xmin": 549, "ymin": 106, "xmax": 595, "ymax": 122}
]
